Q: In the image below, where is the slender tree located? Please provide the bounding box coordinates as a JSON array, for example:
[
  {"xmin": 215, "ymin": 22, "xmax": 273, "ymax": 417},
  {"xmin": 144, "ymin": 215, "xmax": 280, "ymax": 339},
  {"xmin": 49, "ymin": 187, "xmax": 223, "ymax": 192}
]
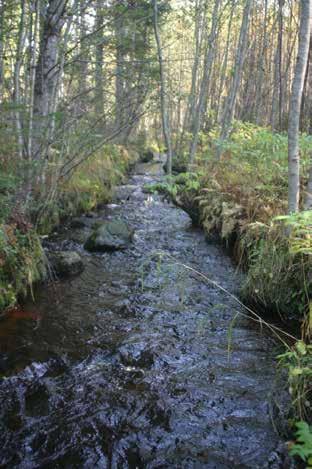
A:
[
  {"xmin": 217, "ymin": 0, "xmax": 253, "ymax": 159},
  {"xmin": 189, "ymin": 0, "xmax": 221, "ymax": 166},
  {"xmin": 288, "ymin": 0, "xmax": 312, "ymax": 213},
  {"xmin": 153, "ymin": 0, "xmax": 172, "ymax": 174},
  {"xmin": 32, "ymin": 0, "xmax": 67, "ymax": 163}
]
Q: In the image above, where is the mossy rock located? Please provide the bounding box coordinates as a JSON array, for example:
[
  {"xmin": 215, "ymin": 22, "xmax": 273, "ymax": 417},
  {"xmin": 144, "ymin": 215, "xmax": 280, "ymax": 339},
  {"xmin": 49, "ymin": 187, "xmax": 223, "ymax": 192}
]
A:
[
  {"xmin": 84, "ymin": 219, "xmax": 133, "ymax": 252},
  {"xmin": 48, "ymin": 251, "xmax": 84, "ymax": 277}
]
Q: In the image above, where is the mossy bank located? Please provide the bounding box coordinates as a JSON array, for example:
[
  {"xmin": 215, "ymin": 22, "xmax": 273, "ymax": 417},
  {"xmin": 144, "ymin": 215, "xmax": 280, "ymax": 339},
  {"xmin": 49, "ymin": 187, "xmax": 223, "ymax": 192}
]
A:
[{"xmin": 0, "ymin": 145, "xmax": 138, "ymax": 311}]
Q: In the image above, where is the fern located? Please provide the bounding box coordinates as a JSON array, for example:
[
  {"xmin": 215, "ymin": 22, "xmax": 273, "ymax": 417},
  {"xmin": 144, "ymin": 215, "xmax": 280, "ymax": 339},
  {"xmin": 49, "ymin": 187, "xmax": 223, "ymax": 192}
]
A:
[{"xmin": 290, "ymin": 421, "xmax": 312, "ymax": 466}]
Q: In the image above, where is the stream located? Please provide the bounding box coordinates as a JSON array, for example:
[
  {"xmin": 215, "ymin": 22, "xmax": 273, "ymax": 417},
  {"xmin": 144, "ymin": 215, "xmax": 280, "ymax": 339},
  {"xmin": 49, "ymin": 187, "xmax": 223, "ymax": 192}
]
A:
[{"xmin": 0, "ymin": 159, "xmax": 291, "ymax": 468}]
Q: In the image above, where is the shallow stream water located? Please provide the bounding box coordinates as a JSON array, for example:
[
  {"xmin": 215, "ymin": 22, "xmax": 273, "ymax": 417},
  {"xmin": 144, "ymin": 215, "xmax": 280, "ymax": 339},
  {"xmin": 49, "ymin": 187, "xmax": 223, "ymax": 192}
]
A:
[{"xmin": 0, "ymin": 160, "xmax": 290, "ymax": 468}]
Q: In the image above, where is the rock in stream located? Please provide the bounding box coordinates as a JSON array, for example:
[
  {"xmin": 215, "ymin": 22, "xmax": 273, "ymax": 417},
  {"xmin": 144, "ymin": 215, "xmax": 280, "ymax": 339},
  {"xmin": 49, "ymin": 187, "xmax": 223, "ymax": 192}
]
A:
[{"xmin": 84, "ymin": 219, "xmax": 133, "ymax": 252}]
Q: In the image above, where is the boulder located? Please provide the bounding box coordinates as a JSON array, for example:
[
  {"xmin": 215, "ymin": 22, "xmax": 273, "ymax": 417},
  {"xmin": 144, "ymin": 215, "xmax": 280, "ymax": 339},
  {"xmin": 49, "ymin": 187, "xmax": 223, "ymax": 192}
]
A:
[
  {"xmin": 140, "ymin": 149, "xmax": 154, "ymax": 163},
  {"xmin": 84, "ymin": 219, "xmax": 133, "ymax": 252},
  {"xmin": 113, "ymin": 185, "xmax": 138, "ymax": 202},
  {"xmin": 48, "ymin": 251, "xmax": 84, "ymax": 277},
  {"xmin": 70, "ymin": 216, "xmax": 95, "ymax": 229}
]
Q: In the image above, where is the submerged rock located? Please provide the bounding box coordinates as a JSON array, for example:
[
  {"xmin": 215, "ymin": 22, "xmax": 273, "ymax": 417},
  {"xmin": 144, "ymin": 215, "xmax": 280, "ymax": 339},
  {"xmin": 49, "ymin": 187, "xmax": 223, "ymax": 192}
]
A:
[
  {"xmin": 48, "ymin": 251, "xmax": 84, "ymax": 277},
  {"xmin": 84, "ymin": 219, "xmax": 133, "ymax": 252}
]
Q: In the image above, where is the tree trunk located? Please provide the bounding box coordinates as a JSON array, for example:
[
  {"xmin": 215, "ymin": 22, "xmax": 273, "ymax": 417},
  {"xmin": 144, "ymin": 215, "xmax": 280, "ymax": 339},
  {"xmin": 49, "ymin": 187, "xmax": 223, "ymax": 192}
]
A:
[
  {"xmin": 95, "ymin": 0, "xmax": 105, "ymax": 119},
  {"xmin": 13, "ymin": 0, "xmax": 26, "ymax": 159},
  {"xmin": 217, "ymin": 0, "xmax": 253, "ymax": 159},
  {"xmin": 216, "ymin": 3, "xmax": 234, "ymax": 122},
  {"xmin": 0, "ymin": 0, "xmax": 5, "ymax": 102},
  {"xmin": 177, "ymin": 0, "xmax": 205, "ymax": 155},
  {"xmin": 189, "ymin": 0, "xmax": 221, "ymax": 166},
  {"xmin": 153, "ymin": 0, "xmax": 172, "ymax": 175},
  {"xmin": 32, "ymin": 0, "xmax": 66, "ymax": 162},
  {"xmin": 288, "ymin": 0, "xmax": 312, "ymax": 213},
  {"xmin": 114, "ymin": 3, "xmax": 127, "ymax": 141},
  {"xmin": 27, "ymin": 0, "xmax": 40, "ymax": 159}
]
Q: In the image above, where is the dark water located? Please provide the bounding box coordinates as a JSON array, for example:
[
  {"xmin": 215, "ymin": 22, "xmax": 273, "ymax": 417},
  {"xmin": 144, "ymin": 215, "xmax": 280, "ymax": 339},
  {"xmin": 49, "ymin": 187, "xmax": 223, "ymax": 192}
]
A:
[{"xmin": 0, "ymin": 161, "xmax": 290, "ymax": 468}]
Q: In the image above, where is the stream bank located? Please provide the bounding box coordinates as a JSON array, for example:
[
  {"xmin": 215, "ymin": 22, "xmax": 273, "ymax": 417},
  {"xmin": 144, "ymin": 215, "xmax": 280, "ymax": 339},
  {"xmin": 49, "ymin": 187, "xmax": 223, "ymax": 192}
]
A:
[
  {"xmin": 0, "ymin": 158, "xmax": 293, "ymax": 468},
  {"xmin": 0, "ymin": 145, "xmax": 137, "ymax": 312}
]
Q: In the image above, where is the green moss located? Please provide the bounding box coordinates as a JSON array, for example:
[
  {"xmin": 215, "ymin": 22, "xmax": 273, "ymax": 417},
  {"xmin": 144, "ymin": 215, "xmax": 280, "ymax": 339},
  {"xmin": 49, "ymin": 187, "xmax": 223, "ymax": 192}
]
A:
[{"xmin": 0, "ymin": 225, "xmax": 45, "ymax": 310}]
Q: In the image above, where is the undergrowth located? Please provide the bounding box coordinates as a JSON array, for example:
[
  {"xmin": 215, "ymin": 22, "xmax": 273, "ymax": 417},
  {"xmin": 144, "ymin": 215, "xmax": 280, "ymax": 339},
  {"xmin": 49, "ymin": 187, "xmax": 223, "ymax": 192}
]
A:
[
  {"xmin": 0, "ymin": 144, "xmax": 136, "ymax": 310},
  {"xmin": 289, "ymin": 421, "xmax": 312, "ymax": 467},
  {"xmin": 36, "ymin": 145, "xmax": 134, "ymax": 233}
]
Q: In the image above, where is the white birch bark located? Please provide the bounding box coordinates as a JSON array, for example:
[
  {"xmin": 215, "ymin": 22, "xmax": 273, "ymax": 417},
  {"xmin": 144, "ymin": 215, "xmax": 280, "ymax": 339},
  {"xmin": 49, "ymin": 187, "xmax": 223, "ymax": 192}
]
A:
[
  {"xmin": 153, "ymin": 0, "xmax": 172, "ymax": 175},
  {"xmin": 13, "ymin": 0, "xmax": 26, "ymax": 159},
  {"xmin": 32, "ymin": 0, "xmax": 66, "ymax": 162},
  {"xmin": 189, "ymin": 0, "xmax": 221, "ymax": 166},
  {"xmin": 217, "ymin": 0, "xmax": 253, "ymax": 159},
  {"xmin": 288, "ymin": 0, "xmax": 312, "ymax": 213}
]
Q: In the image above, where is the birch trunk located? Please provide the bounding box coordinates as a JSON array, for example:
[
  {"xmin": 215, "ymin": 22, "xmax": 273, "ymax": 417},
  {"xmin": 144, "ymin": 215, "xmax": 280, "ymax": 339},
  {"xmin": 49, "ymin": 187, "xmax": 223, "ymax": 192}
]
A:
[
  {"xmin": 13, "ymin": 0, "xmax": 26, "ymax": 159},
  {"xmin": 153, "ymin": 0, "xmax": 172, "ymax": 175},
  {"xmin": 189, "ymin": 0, "xmax": 221, "ymax": 166},
  {"xmin": 0, "ymin": 0, "xmax": 4, "ymax": 102},
  {"xmin": 32, "ymin": 0, "xmax": 66, "ymax": 162},
  {"xmin": 95, "ymin": 0, "xmax": 105, "ymax": 119},
  {"xmin": 177, "ymin": 0, "xmax": 204, "ymax": 155},
  {"xmin": 114, "ymin": 4, "xmax": 127, "ymax": 141},
  {"xmin": 218, "ymin": 0, "xmax": 253, "ymax": 159},
  {"xmin": 27, "ymin": 0, "xmax": 40, "ymax": 159},
  {"xmin": 288, "ymin": 0, "xmax": 312, "ymax": 213},
  {"xmin": 216, "ymin": 3, "xmax": 234, "ymax": 122}
]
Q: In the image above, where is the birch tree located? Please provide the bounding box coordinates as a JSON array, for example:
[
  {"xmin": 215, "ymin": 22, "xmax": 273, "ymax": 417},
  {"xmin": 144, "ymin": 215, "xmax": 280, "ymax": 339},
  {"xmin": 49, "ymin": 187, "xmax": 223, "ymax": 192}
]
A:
[
  {"xmin": 0, "ymin": 0, "xmax": 5, "ymax": 102},
  {"xmin": 217, "ymin": 0, "xmax": 253, "ymax": 159},
  {"xmin": 189, "ymin": 0, "xmax": 221, "ymax": 166},
  {"xmin": 32, "ymin": 0, "xmax": 67, "ymax": 163},
  {"xmin": 288, "ymin": 0, "xmax": 312, "ymax": 213},
  {"xmin": 153, "ymin": 0, "xmax": 172, "ymax": 175},
  {"xmin": 95, "ymin": 0, "xmax": 105, "ymax": 119}
]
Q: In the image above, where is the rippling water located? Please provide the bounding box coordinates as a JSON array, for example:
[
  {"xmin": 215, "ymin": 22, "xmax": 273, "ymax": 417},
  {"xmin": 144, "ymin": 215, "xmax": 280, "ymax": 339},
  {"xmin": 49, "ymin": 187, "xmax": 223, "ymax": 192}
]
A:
[{"xmin": 0, "ymin": 161, "xmax": 290, "ymax": 468}]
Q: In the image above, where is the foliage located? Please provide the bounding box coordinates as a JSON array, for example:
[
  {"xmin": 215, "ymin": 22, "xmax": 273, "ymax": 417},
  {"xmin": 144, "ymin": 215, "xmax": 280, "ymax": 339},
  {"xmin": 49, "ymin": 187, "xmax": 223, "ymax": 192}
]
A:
[
  {"xmin": 275, "ymin": 211, "xmax": 312, "ymax": 256},
  {"xmin": 143, "ymin": 181, "xmax": 178, "ymax": 198},
  {"xmin": 241, "ymin": 224, "xmax": 312, "ymax": 320},
  {"xmin": 278, "ymin": 341, "xmax": 312, "ymax": 421},
  {"xmin": 36, "ymin": 145, "xmax": 134, "ymax": 233},
  {"xmin": 192, "ymin": 122, "xmax": 311, "ymax": 220},
  {"xmin": 143, "ymin": 172, "xmax": 200, "ymax": 198},
  {"xmin": 169, "ymin": 123, "xmax": 312, "ymax": 325},
  {"xmin": 289, "ymin": 421, "xmax": 312, "ymax": 466}
]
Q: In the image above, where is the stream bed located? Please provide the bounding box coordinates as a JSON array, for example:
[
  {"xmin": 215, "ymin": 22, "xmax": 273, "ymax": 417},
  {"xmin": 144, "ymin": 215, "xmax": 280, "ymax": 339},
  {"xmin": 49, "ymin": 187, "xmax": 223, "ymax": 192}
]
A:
[{"xmin": 0, "ymin": 160, "xmax": 291, "ymax": 468}]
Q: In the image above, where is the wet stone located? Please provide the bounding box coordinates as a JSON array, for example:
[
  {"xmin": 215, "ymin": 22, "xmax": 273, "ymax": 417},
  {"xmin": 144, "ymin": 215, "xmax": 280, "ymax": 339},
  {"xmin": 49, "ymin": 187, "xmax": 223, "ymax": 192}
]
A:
[
  {"xmin": 84, "ymin": 219, "xmax": 133, "ymax": 252},
  {"xmin": 47, "ymin": 250, "xmax": 84, "ymax": 277}
]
